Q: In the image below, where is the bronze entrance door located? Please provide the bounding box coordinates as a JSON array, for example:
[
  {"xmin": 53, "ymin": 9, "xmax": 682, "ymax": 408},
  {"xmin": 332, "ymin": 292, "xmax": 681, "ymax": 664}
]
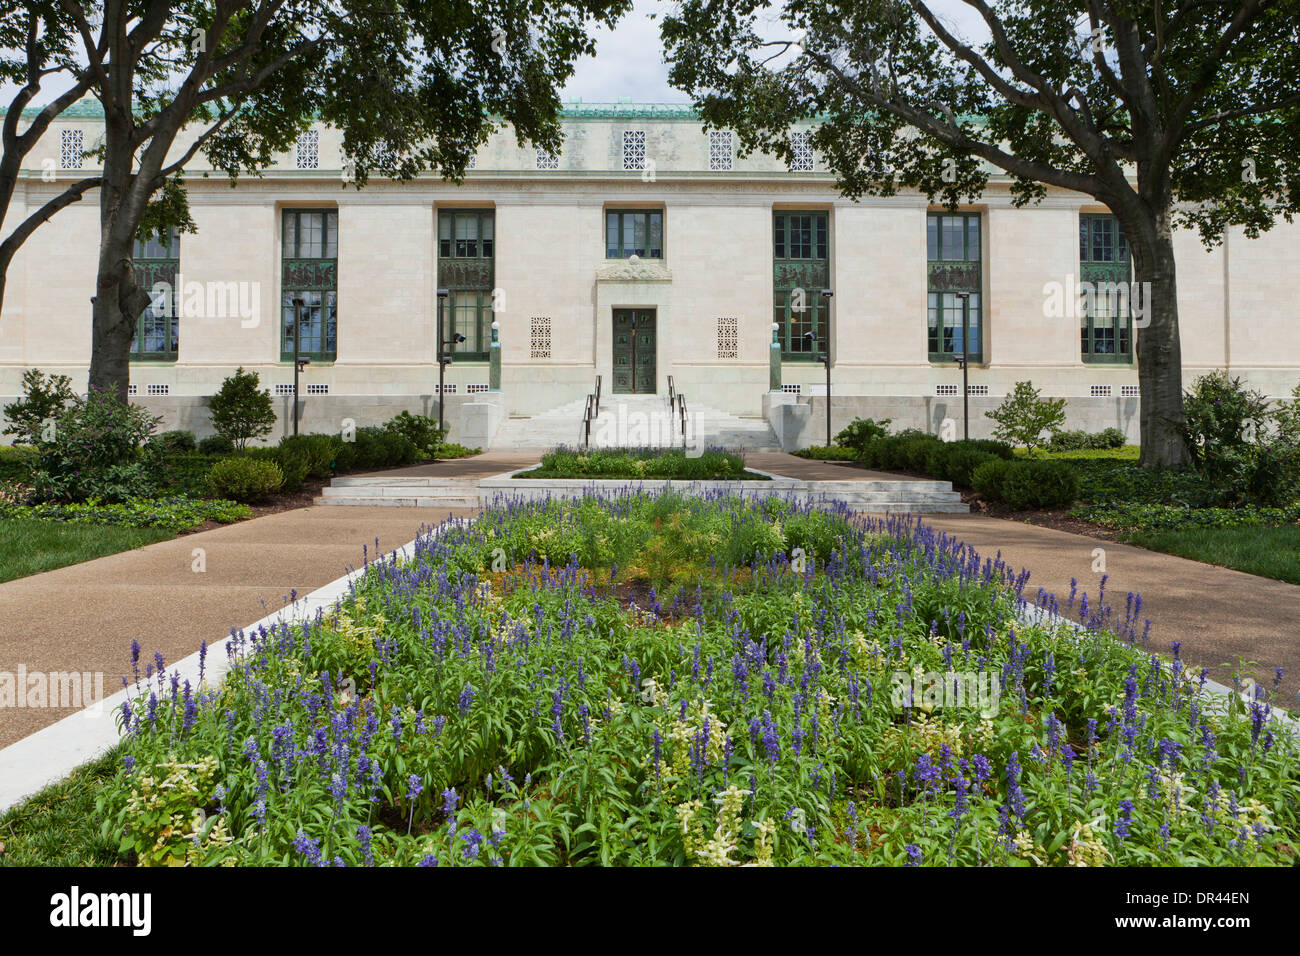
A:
[{"xmin": 612, "ymin": 309, "xmax": 656, "ymax": 394}]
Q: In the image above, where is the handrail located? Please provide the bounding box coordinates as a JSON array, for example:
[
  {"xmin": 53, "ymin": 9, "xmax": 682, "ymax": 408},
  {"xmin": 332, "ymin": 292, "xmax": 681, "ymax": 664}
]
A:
[
  {"xmin": 594, "ymin": 375, "xmax": 602, "ymax": 418},
  {"xmin": 581, "ymin": 393, "xmax": 594, "ymax": 449},
  {"xmin": 678, "ymin": 394, "xmax": 687, "ymax": 444},
  {"xmin": 667, "ymin": 375, "xmax": 676, "ymax": 412}
]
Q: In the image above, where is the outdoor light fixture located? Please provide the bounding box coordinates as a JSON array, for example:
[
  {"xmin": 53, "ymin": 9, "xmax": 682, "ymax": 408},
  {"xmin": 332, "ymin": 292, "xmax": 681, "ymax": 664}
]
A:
[
  {"xmin": 291, "ymin": 297, "xmax": 307, "ymax": 436},
  {"xmin": 436, "ymin": 289, "xmax": 450, "ymax": 433},
  {"xmin": 954, "ymin": 291, "xmax": 971, "ymax": 440}
]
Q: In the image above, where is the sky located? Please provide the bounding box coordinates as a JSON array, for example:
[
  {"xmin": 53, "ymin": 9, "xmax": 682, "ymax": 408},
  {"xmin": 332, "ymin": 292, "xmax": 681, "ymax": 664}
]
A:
[{"xmin": 2, "ymin": 1, "xmax": 986, "ymax": 108}]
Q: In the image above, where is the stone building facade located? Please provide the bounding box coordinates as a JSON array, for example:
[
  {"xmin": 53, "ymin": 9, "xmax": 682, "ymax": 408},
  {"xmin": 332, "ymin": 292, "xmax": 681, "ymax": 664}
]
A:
[{"xmin": 2, "ymin": 99, "xmax": 1297, "ymax": 448}]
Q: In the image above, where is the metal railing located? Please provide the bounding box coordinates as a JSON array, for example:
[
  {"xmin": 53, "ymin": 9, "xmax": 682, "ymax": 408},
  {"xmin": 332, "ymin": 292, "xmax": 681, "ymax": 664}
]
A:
[
  {"xmin": 678, "ymin": 393, "xmax": 687, "ymax": 445},
  {"xmin": 581, "ymin": 393, "xmax": 595, "ymax": 449},
  {"xmin": 593, "ymin": 374, "xmax": 602, "ymax": 419},
  {"xmin": 667, "ymin": 374, "xmax": 676, "ymax": 413}
]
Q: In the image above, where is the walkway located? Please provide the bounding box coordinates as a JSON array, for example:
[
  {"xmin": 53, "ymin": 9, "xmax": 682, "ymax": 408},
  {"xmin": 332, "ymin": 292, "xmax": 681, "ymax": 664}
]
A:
[{"xmin": 0, "ymin": 505, "xmax": 475, "ymax": 749}]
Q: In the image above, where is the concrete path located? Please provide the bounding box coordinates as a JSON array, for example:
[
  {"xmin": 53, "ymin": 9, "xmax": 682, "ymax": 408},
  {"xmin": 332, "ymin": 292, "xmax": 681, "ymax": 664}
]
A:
[
  {"xmin": 352, "ymin": 450, "xmax": 541, "ymax": 479},
  {"xmin": 918, "ymin": 514, "xmax": 1300, "ymax": 703},
  {"xmin": 746, "ymin": 452, "xmax": 928, "ymax": 482},
  {"xmin": 0, "ymin": 505, "xmax": 475, "ymax": 749}
]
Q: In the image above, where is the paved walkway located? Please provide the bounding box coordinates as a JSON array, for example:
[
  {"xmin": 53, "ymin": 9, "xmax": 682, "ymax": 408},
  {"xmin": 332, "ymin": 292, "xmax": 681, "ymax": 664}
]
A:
[
  {"xmin": 745, "ymin": 452, "xmax": 928, "ymax": 482},
  {"xmin": 0, "ymin": 505, "xmax": 475, "ymax": 748},
  {"xmin": 353, "ymin": 450, "xmax": 541, "ymax": 479},
  {"xmin": 919, "ymin": 514, "xmax": 1300, "ymax": 703}
]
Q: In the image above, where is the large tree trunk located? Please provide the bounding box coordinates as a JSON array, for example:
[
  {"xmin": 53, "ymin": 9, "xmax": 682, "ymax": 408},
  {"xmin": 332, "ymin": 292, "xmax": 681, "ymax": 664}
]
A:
[
  {"xmin": 1128, "ymin": 204, "xmax": 1191, "ymax": 470},
  {"xmin": 86, "ymin": 137, "xmax": 149, "ymax": 403}
]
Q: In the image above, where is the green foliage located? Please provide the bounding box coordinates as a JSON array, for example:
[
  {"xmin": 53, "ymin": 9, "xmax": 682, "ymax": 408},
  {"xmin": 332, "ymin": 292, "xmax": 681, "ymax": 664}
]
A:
[
  {"xmin": 971, "ymin": 458, "xmax": 1012, "ymax": 499},
  {"xmin": 1178, "ymin": 372, "xmax": 1298, "ymax": 506},
  {"xmin": 0, "ymin": 520, "xmax": 172, "ymax": 585},
  {"xmin": 1274, "ymin": 380, "xmax": 1300, "ymax": 445},
  {"xmin": 29, "ymin": 389, "xmax": 162, "ymax": 503},
  {"xmin": 382, "ymin": 411, "xmax": 446, "ymax": 457},
  {"xmin": 435, "ymin": 442, "xmax": 481, "ymax": 459},
  {"xmin": 2, "ymin": 369, "xmax": 75, "ymax": 446},
  {"xmin": 923, "ymin": 443, "xmax": 997, "ymax": 488},
  {"xmin": 833, "ymin": 417, "xmax": 892, "ymax": 458},
  {"xmin": 46, "ymin": 493, "xmax": 1299, "ymax": 867},
  {"xmin": 996, "ymin": 460, "xmax": 1081, "ymax": 510},
  {"xmin": 206, "ymin": 456, "xmax": 284, "ymax": 503},
  {"xmin": 984, "ymin": 382, "xmax": 1067, "ymax": 454},
  {"xmin": 0, "ymin": 444, "xmax": 36, "ymax": 483},
  {"xmin": 197, "ymin": 434, "xmax": 235, "ymax": 455},
  {"xmin": 0, "ymin": 496, "xmax": 251, "ymax": 533},
  {"xmin": 334, "ymin": 427, "xmax": 419, "ymax": 472},
  {"xmin": 208, "ymin": 368, "xmax": 276, "ymax": 451},
  {"xmin": 524, "ymin": 447, "xmax": 759, "ymax": 480},
  {"xmin": 793, "ymin": 445, "xmax": 860, "ymax": 461},
  {"xmin": 148, "ymin": 430, "xmax": 197, "ymax": 454},
  {"xmin": 1048, "ymin": 428, "xmax": 1127, "ymax": 451}
]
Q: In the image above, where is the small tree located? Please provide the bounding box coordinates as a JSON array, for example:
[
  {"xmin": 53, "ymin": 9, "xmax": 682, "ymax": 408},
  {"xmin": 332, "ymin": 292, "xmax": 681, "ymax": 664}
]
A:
[
  {"xmin": 985, "ymin": 381, "xmax": 1067, "ymax": 455},
  {"xmin": 208, "ymin": 368, "xmax": 275, "ymax": 451},
  {"xmin": 2, "ymin": 368, "xmax": 75, "ymax": 445}
]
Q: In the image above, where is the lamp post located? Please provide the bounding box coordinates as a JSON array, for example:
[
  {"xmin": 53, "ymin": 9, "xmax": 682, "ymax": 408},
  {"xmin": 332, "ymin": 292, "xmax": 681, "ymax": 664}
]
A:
[
  {"xmin": 435, "ymin": 288, "xmax": 468, "ymax": 435},
  {"xmin": 954, "ymin": 291, "xmax": 971, "ymax": 440},
  {"xmin": 803, "ymin": 288, "xmax": 834, "ymax": 448},
  {"xmin": 436, "ymin": 289, "xmax": 448, "ymax": 434},
  {"xmin": 290, "ymin": 296, "xmax": 311, "ymax": 436}
]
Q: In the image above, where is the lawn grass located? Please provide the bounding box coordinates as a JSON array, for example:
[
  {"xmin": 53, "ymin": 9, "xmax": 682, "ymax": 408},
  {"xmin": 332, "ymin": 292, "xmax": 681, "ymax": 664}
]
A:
[
  {"xmin": 1122, "ymin": 523, "xmax": 1300, "ymax": 584},
  {"xmin": 0, "ymin": 747, "xmax": 122, "ymax": 866},
  {"xmin": 518, "ymin": 446, "xmax": 769, "ymax": 480},
  {"xmin": 0, "ymin": 518, "xmax": 172, "ymax": 584}
]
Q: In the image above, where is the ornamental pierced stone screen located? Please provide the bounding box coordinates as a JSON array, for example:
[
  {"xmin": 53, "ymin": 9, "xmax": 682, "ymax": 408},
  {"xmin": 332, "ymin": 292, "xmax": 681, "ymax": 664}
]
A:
[{"xmin": 623, "ymin": 130, "xmax": 646, "ymax": 171}]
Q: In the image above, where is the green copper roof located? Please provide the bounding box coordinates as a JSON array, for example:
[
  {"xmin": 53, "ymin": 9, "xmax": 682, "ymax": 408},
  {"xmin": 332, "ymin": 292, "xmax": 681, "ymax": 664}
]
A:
[
  {"xmin": 20, "ymin": 97, "xmax": 705, "ymax": 121},
  {"xmin": 558, "ymin": 101, "xmax": 699, "ymax": 119},
  {"xmin": 21, "ymin": 97, "xmax": 104, "ymax": 118}
]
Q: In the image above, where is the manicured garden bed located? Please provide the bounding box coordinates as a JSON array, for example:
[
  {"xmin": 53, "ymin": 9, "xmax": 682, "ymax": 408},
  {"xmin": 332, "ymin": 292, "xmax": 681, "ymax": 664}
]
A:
[
  {"xmin": 6, "ymin": 492, "xmax": 1293, "ymax": 866},
  {"xmin": 516, "ymin": 447, "xmax": 769, "ymax": 480}
]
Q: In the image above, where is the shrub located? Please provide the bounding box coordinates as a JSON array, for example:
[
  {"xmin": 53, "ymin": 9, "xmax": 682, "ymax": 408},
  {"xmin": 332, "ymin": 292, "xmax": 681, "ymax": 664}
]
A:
[
  {"xmin": 149, "ymin": 430, "xmax": 197, "ymax": 455},
  {"xmin": 206, "ymin": 457, "xmax": 283, "ymax": 503},
  {"xmin": 2, "ymin": 369, "xmax": 76, "ymax": 446},
  {"xmin": 208, "ymin": 368, "xmax": 276, "ymax": 450},
  {"xmin": 1182, "ymin": 372, "xmax": 1296, "ymax": 506},
  {"xmin": 1049, "ymin": 427, "xmax": 1126, "ymax": 451},
  {"xmin": 29, "ymin": 389, "xmax": 162, "ymax": 503},
  {"xmin": 997, "ymin": 460, "xmax": 1081, "ymax": 510},
  {"xmin": 197, "ymin": 434, "xmax": 235, "ymax": 455},
  {"xmin": 900, "ymin": 435, "xmax": 943, "ymax": 471},
  {"xmin": 971, "ymin": 458, "xmax": 1013, "ymax": 499},
  {"xmin": 793, "ymin": 445, "xmax": 859, "ymax": 461},
  {"xmin": 833, "ymin": 417, "xmax": 892, "ymax": 458},
  {"xmin": 1274, "ymin": 379, "xmax": 1300, "ymax": 445},
  {"xmin": 333, "ymin": 427, "xmax": 419, "ymax": 473},
  {"xmin": 0, "ymin": 444, "xmax": 35, "ymax": 483},
  {"xmin": 278, "ymin": 433, "xmax": 339, "ymax": 480},
  {"xmin": 382, "ymin": 411, "xmax": 445, "ymax": 457},
  {"xmin": 984, "ymin": 381, "xmax": 1067, "ymax": 454},
  {"xmin": 924, "ymin": 443, "xmax": 998, "ymax": 488}
]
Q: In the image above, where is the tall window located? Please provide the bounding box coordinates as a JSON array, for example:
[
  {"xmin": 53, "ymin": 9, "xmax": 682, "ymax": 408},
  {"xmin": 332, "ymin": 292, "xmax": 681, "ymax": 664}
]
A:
[
  {"xmin": 926, "ymin": 212, "xmax": 982, "ymax": 363},
  {"xmin": 281, "ymin": 209, "xmax": 338, "ymax": 361},
  {"xmin": 605, "ymin": 209, "xmax": 663, "ymax": 258},
  {"xmin": 438, "ymin": 209, "xmax": 494, "ymax": 360},
  {"xmin": 1080, "ymin": 214, "xmax": 1133, "ymax": 363},
  {"xmin": 773, "ymin": 211, "xmax": 829, "ymax": 360},
  {"xmin": 131, "ymin": 229, "xmax": 180, "ymax": 360}
]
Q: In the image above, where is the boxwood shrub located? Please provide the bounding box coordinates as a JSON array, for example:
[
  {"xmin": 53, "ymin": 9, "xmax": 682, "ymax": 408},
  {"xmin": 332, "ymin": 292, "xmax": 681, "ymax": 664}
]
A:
[
  {"xmin": 207, "ymin": 457, "xmax": 284, "ymax": 503},
  {"xmin": 997, "ymin": 460, "xmax": 1081, "ymax": 509}
]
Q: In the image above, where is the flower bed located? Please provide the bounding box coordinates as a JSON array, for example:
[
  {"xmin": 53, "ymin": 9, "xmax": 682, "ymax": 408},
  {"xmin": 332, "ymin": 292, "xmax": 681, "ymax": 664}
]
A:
[
  {"xmin": 94, "ymin": 493, "xmax": 1296, "ymax": 866},
  {"xmin": 0, "ymin": 495, "xmax": 252, "ymax": 532},
  {"xmin": 516, "ymin": 447, "xmax": 767, "ymax": 480}
]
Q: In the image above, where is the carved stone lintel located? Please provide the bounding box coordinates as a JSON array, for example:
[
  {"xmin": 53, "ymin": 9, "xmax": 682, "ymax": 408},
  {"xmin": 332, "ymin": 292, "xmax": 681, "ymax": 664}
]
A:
[{"xmin": 596, "ymin": 254, "xmax": 672, "ymax": 282}]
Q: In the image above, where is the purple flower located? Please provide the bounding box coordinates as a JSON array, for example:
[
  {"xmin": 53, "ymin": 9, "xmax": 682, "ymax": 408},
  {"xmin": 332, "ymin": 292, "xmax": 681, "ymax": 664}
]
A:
[
  {"xmin": 904, "ymin": 844, "xmax": 921, "ymax": 866},
  {"xmin": 1114, "ymin": 799, "xmax": 1134, "ymax": 840}
]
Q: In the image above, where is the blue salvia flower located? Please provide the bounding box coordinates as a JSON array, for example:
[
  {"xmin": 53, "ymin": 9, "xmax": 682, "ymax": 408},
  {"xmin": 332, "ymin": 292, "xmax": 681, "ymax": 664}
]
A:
[
  {"xmin": 357, "ymin": 825, "xmax": 375, "ymax": 866},
  {"xmin": 293, "ymin": 831, "xmax": 324, "ymax": 866},
  {"xmin": 904, "ymin": 844, "xmax": 921, "ymax": 866},
  {"xmin": 459, "ymin": 682, "xmax": 476, "ymax": 714},
  {"xmin": 1114, "ymin": 799, "xmax": 1134, "ymax": 840}
]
